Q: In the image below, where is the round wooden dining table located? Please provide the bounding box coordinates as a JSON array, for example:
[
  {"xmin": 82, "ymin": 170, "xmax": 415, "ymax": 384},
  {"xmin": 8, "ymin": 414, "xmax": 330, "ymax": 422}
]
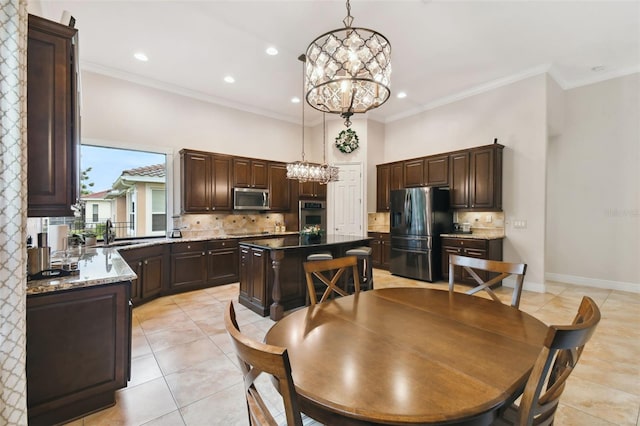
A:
[{"xmin": 264, "ymin": 287, "xmax": 548, "ymax": 425}]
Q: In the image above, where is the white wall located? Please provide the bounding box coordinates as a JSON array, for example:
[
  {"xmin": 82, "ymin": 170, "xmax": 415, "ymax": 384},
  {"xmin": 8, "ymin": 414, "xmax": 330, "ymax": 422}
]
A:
[
  {"xmin": 81, "ymin": 71, "xmax": 301, "ymax": 161},
  {"xmin": 385, "ymin": 75, "xmax": 548, "ymax": 291},
  {"xmin": 546, "ymin": 73, "xmax": 640, "ymax": 290}
]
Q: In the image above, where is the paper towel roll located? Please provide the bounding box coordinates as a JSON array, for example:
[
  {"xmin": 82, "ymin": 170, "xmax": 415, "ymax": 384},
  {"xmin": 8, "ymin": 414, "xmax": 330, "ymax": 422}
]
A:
[{"xmin": 49, "ymin": 225, "xmax": 69, "ymax": 253}]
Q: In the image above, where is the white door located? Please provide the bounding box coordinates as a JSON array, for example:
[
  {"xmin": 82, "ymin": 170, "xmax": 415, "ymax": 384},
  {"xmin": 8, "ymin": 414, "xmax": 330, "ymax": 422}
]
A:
[{"xmin": 331, "ymin": 163, "xmax": 363, "ymax": 236}]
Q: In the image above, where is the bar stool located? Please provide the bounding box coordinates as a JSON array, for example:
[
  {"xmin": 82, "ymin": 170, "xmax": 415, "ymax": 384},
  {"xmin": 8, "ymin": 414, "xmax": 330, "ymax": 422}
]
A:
[
  {"xmin": 345, "ymin": 246, "xmax": 374, "ymax": 290},
  {"xmin": 305, "ymin": 252, "xmax": 333, "ymax": 304}
]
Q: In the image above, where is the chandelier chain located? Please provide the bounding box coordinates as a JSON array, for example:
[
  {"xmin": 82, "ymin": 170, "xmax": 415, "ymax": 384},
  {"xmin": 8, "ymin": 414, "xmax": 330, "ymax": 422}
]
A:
[{"xmin": 343, "ymin": 0, "xmax": 354, "ymax": 27}]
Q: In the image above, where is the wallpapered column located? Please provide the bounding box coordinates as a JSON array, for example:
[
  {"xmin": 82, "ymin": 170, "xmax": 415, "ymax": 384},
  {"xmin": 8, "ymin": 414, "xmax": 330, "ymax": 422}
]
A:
[{"xmin": 0, "ymin": 0, "xmax": 28, "ymax": 424}]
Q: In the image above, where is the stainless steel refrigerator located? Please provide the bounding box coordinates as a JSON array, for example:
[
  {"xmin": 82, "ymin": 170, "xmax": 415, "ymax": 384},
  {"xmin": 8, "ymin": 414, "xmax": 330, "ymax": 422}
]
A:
[{"xmin": 390, "ymin": 187, "xmax": 452, "ymax": 282}]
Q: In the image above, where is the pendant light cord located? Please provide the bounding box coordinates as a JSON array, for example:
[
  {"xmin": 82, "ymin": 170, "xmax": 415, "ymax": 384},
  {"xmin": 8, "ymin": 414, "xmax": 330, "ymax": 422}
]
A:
[{"xmin": 299, "ymin": 54, "xmax": 306, "ymax": 162}]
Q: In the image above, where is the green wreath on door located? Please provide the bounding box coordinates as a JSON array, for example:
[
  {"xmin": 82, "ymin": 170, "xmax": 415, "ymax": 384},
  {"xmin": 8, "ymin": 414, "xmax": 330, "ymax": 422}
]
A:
[{"xmin": 335, "ymin": 129, "xmax": 359, "ymax": 154}]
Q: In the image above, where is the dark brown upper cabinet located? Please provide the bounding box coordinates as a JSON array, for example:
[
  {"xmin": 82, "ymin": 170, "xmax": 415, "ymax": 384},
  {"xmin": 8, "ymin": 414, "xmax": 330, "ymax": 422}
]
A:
[
  {"xmin": 180, "ymin": 149, "xmax": 232, "ymax": 213},
  {"xmin": 299, "ymin": 181, "xmax": 327, "ymax": 199},
  {"xmin": 449, "ymin": 144, "xmax": 503, "ymax": 211},
  {"xmin": 449, "ymin": 152, "xmax": 470, "ymax": 209},
  {"xmin": 469, "ymin": 145, "xmax": 503, "ymax": 210},
  {"xmin": 376, "ymin": 162, "xmax": 404, "ymax": 212},
  {"xmin": 403, "ymin": 154, "xmax": 449, "ymax": 188},
  {"xmin": 27, "ymin": 14, "xmax": 79, "ymax": 217},
  {"xmin": 233, "ymin": 158, "xmax": 268, "ymax": 189},
  {"xmin": 268, "ymin": 162, "xmax": 291, "ymax": 210}
]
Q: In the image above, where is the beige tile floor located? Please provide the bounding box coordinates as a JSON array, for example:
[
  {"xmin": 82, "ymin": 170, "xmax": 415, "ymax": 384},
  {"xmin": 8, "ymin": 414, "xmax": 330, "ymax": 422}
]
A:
[{"xmin": 66, "ymin": 270, "xmax": 640, "ymax": 426}]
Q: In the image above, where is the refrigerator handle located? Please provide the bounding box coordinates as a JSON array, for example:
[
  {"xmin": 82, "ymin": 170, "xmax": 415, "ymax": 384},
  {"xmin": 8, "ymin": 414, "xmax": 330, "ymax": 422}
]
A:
[{"xmin": 406, "ymin": 191, "xmax": 412, "ymax": 227}]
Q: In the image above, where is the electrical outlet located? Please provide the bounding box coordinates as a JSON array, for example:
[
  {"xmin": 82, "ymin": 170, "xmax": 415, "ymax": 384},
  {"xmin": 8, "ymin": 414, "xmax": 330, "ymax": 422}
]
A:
[
  {"xmin": 485, "ymin": 215, "xmax": 492, "ymax": 223},
  {"xmin": 513, "ymin": 220, "xmax": 527, "ymax": 229}
]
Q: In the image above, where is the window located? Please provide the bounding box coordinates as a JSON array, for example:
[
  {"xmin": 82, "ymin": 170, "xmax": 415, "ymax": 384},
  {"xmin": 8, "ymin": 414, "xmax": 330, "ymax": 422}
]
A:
[
  {"xmin": 79, "ymin": 145, "xmax": 167, "ymax": 240},
  {"xmin": 151, "ymin": 188, "xmax": 166, "ymax": 233}
]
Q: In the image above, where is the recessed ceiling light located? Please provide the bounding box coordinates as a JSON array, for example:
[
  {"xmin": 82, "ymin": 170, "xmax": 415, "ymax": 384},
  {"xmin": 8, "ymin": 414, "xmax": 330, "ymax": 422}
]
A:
[
  {"xmin": 397, "ymin": 91, "xmax": 407, "ymax": 99},
  {"xmin": 133, "ymin": 52, "xmax": 148, "ymax": 62},
  {"xmin": 291, "ymin": 97, "xmax": 301, "ymax": 103},
  {"xmin": 266, "ymin": 47, "xmax": 279, "ymax": 56},
  {"xmin": 224, "ymin": 75, "xmax": 235, "ymax": 84},
  {"xmin": 591, "ymin": 65, "xmax": 606, "ymax": 72}
]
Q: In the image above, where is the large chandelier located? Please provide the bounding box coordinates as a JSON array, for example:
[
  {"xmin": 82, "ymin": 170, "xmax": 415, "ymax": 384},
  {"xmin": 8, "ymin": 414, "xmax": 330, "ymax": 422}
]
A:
[
  {"xmin": 305, "ymin": 0, "xmax": 391, "ymax": 127},
  {"xmin": 287, "ymin": 55, "xmax": 339, "ymax": 184}
]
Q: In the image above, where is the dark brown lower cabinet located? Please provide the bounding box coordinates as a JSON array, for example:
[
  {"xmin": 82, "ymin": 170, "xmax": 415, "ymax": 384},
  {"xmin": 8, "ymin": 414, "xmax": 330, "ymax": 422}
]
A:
[
  {"xmin": 170, "ymin": 241, "xmax": 208, "ymax": 292},
  {"xmin": 369, "ymin": 232, "xmax": 391, "ymax": 270},
  {"xmin": 207, "ymin": 240, "xmax": 239, "ymax": 286},
  {"xmin": 120, "ymin": 245, "xmax": 168, "ymax": 305},
  {"xmin": 441, "ymin": 237, "xmax": 503, "ymax": 285},
  {"xmin": 26, "ymin": 282, "xmax": 131, "ymax": 425}
]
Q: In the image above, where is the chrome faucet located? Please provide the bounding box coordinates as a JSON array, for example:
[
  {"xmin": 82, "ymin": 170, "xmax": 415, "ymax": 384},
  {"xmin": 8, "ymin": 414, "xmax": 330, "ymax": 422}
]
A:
[{"xmin": 104, "ymin": 219, "xmax": 115, "ymax": 245}]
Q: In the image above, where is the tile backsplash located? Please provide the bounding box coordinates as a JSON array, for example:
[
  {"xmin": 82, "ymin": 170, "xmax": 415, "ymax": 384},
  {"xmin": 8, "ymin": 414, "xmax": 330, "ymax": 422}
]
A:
[
  {"xmin": 173, "ymin": 213, "xmax": 287, "ymax": 237},
  {"xmin": 367, "ymin": 211, "xmax": 505, "ymax": 237}
]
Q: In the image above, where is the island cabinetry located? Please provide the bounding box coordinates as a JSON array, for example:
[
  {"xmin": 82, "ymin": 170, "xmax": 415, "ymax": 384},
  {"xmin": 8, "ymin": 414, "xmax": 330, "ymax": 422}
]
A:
[
  {"xmin": 120, "ymin": 245, "xmax": 168, "ymax": 305},
  {"xmin": 180, "ymin": 150, "xmax": 232, "ymax": 213},
  {"xmin": 239, "ymin": 245, "xmax": 268, "ymax": 313},
  {"xmin": 27, "ymin": 281, "xmax": 131, "ymax": 425},
  {"xmin": 27, "ymin": 14, "xmax": 79, "ymax": 217},
  {"xmin": 441, "ymin": 237, "xmax": 503, "ymax": 285},
  {"xmin": 170, "ymin": 241, "xmax": 207, "ymax": 292},
  {"xmin": 369, "ymin": 232, "xmax": 391, "ymax": 270},
  {"xmin": 268, "ymin": 162, "xmax": 291, "ymax": 211},
  {"xmin": 299, "ymin": 180, "xmax": 326, "ymax": 199},
  {"xmin": 207, "ymin": 240, "xmax": 239, "ymax": 286},
  {"xmin": 233, "ymin": 158, "xmax": 268, "ymax": 189},
  {"xmin": 376, "ymin": 161, "xmax": 403, "ymax": 212}
]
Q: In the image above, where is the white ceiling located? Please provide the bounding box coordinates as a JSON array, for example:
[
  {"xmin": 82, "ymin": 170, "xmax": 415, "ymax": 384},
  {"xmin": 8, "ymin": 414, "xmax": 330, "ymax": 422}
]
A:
[{"xmin": 36, "ymin": 1, "xmax": 640, "ymax": 125}]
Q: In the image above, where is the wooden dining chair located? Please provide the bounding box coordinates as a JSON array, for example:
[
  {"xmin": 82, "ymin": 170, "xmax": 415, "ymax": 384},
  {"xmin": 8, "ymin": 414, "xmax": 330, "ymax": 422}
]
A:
[
  {"xmin": 448, "ymin": 254, "xmax": 527, "ymax": 308},
  {"xmin": 493, "ymin": 296, "xmax": 601, "ymax": 426},
  {"xmin": 224, "ymin": 301, "xmax": 303, "ymax": 426},
  {"xmin": 303, "ymin": 256, "xmax": 360, "ymax": 305}
]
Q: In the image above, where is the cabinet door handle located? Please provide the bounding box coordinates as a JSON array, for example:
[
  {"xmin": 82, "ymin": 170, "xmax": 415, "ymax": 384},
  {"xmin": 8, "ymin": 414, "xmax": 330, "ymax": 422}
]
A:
[
  {"xmin": 144, "ymin": 260, "xmax": 148, "ymax": 265},
  {"xmin": 202, "ymin": 252, "xmax": 206, "ymax": 256},
  {"xmin": 208, "ymin": 251, "xmax": 212, "ymax": 255},
  {"xmin": 206, "ymin": 207, "xmax": 210, "ymax": 211},
  {"xmin": 138, "ymin": 261, "xmax": 142, "ymax": 266}
]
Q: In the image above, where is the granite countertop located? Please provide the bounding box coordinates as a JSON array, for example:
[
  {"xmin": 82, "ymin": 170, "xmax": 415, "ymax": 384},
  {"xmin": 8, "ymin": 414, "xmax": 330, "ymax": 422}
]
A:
[
  {"xmin": 113, "ymin": 231, "xmax": 301, "ymax": 251},
  {"xmin": 27, "ymin": 247, "xmax": 137, "ymax": 296},
  {"xmin": 239, "ymin": 234, "xmax": 373, "ymax": 250},
  {"xmin": 440, "ymin": 233, "xmax": 504, "ymax": 240},
  {"xmin": 26, "ymin": 231, "xmax": 302, "ymax": 295}
]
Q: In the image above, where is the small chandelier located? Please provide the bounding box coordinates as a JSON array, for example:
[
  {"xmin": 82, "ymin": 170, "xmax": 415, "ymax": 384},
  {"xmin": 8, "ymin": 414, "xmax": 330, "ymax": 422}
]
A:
[
  {"xmin": 305, "ymin": 0, "xmax": 391, "ymax": 127},
  {"xmin": 287, "ymin": 55, "xmax": 338, "ymax": 184}
]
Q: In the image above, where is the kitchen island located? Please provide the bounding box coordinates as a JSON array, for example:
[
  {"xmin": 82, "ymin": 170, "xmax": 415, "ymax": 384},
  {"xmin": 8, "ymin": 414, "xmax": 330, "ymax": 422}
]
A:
[
  {"xmin": 26, "ymin": 247, "xmax": 135, "ymax": 426},
  {"xmin": 238, "ymin": 234, "xmax": 372, "ymax": 320}
]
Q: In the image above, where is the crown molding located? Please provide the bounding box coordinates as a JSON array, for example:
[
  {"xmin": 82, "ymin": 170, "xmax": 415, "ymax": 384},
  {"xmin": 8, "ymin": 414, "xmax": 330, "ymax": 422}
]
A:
[{"xmin": 385, "ymin": 64, "xmax": 552, "ymax": 123}]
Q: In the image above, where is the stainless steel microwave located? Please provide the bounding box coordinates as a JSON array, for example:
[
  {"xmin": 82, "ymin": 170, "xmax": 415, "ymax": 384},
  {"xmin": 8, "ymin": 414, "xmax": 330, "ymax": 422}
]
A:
[{"xmin": 233, "ymin": 188, "xmax": 270, "ymax": 210}]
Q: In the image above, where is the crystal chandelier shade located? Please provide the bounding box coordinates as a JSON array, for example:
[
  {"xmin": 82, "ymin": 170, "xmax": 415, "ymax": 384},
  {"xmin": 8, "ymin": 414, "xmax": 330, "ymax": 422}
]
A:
[{"xmin": 304, "ymin": 1, "xmax": 391, "ymax": 127}]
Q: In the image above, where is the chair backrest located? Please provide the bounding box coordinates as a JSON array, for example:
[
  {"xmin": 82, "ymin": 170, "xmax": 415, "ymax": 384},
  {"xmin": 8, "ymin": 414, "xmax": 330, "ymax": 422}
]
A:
[
  {"xmin": 516, "ymin": 296, "xmax": 601, "ymax": 426},
  {"xmin": 303, "ymin": 256, "xmax": 360, "ymax": 305},
  {"xmin": 224, "ymin": 301, "xmax": 302, "ymax": 426},
  {"xmin": 448, "ymin": 254, "xmax": 527, "ymax": 308}
]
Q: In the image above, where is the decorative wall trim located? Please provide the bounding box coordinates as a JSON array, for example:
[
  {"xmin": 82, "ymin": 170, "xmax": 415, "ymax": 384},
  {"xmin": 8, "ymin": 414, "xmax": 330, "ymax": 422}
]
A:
[{"xmin": 545, "ymin": 272, "xmax": 640, "ymax": 294}]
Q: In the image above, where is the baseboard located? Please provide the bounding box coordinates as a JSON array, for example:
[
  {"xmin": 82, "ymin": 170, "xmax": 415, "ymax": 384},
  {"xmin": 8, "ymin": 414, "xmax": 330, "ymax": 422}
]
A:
[
  {"xmin": 545, "ymin": 273, "xmax": 640, "ymax": 294},
  {"xmin": 502, "ymin": 276, "xmax": 546, "ymax": 293}
]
